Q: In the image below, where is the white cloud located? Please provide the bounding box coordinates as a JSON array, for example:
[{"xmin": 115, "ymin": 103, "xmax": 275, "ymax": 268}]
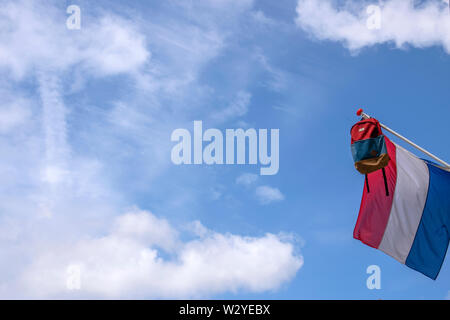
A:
[
  {"xmin": 16, "ymin": 210, "xmax": 302, "ymax": 299},
  {"xmin": 236, "ymin": 173, "xmax": 259, "ymax": 186},
  {"xmin": 255, "ymin": 185, "xmax": 285, "ymax": 205},
  {"xmin": 295, "ymin": 0, "xmax": 450, "ymax": 54},
  {"xmin": 237, "ymin": 175, "xmax": 285, "ymax": 206},
  {"xmin": 112, "ymin": 210, "xmax": 179, "ymax": 252},
  {"xmin": 82, "ymin": 16, "xmax": 149, "ymax": 76},
  {"xmin": 0, "ymin": 1, "xmax": 149, "ymax": 80}
]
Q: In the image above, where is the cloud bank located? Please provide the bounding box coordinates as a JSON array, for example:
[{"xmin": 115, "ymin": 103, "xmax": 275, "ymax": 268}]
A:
[
  {"xmin": 295, "ymin": 0, "xmax": 450, "ymax": 54},
  {"xmin": 17, "ymin": 210, "xmax": 302, "ymax": 299}
]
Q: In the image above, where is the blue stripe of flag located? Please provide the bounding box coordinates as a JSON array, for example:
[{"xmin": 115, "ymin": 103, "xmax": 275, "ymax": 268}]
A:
[{"xmin": 405, "ymin": 163, "xmax": 450, "ymax": 280}]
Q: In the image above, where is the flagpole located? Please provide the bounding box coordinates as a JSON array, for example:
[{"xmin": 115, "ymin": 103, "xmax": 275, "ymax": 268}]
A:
[{"xmin": 356, "ymin": 108, "xmax": 450, "ymax": 168}]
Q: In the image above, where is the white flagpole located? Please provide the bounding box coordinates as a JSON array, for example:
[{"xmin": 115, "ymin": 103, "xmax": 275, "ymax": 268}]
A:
[{"xmin": 356, "ymin": 108, "xmax": 450, "ymax": 168}]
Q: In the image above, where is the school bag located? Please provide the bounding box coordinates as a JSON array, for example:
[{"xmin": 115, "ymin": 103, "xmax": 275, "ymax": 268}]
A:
[{"xmin": 350, "ymin": 117, "xmax": 390, "ymax": 195}]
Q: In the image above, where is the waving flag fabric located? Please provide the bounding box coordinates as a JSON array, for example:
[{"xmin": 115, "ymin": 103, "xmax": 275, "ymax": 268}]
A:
[{"xmin": 354, "ymin": 137, "xmax": 450, "ymax": 279}]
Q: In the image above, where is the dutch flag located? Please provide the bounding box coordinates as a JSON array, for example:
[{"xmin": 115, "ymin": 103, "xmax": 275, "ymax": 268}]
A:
[{"xmin": 354, "ymin": 137, "xmax": 450, "ymax": 279}]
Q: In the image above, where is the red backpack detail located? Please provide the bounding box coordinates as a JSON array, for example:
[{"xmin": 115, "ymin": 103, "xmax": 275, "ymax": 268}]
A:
[
  {"xmin": 350, "ymin": 118, "xmax": 383, "ymax": 144},
  {"xmin": 350, "ymin": 117, "xmax": 390, "ymax": 196}
]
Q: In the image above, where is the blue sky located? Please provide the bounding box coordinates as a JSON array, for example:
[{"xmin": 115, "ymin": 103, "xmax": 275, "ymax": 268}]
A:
[{"xmin": 0, "ymin": 0, "xmax": 449, "ymax": 299}]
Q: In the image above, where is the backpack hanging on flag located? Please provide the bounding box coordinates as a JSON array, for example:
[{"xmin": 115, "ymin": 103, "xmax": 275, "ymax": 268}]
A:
[
  {"xmin": 350, "ymin": 118, "xmax": 390, "ymax": 195},
  {"xmin": 351, "ymin": 110, "xmax": 450, "ymax": 280}
]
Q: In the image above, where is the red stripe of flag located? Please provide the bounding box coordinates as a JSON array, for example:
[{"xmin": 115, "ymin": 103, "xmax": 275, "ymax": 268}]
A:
[{"xmin": 353, "ymin": 137, "xmax": 397, "ymax": 248}]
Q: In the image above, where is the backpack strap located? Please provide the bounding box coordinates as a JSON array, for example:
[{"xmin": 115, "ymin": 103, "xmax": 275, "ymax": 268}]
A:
[
  {"xmin": 365, "ymin": 174, "xmax": 370, "ymax": 193},
  {"xmin": 365, "ymin": 171, "xmax": 389, "ymax": 196},
  {"xmin": 382, "ymin": 167, "xmax": 389, "ymax": 196}
]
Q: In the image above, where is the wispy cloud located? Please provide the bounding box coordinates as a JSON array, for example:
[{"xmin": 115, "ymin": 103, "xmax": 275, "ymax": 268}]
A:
[
  {"xmin": 254, "ymin": 51, "xmax": 287, "ymax": 92},
  {"xmin": 212, "ymin": 91, "xmax": 252, "ymax": 122},
  {"xmin": 251, "ymin": 10, "xmax": 277, "ymax": 26},
  {"xmin": 255, "ymin": 185, "xmax": 285, "ymax": 205},
  {"xmin": 236, "ymin": 174, "xmax": 284, "ymax": 205},
  {"xmin": 236, "ymin": 173, "xmax": 259, "ymax": 186},
  {"xmin": 295, "ymin": 0, "xmax": 450, "ymax": 54}
]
